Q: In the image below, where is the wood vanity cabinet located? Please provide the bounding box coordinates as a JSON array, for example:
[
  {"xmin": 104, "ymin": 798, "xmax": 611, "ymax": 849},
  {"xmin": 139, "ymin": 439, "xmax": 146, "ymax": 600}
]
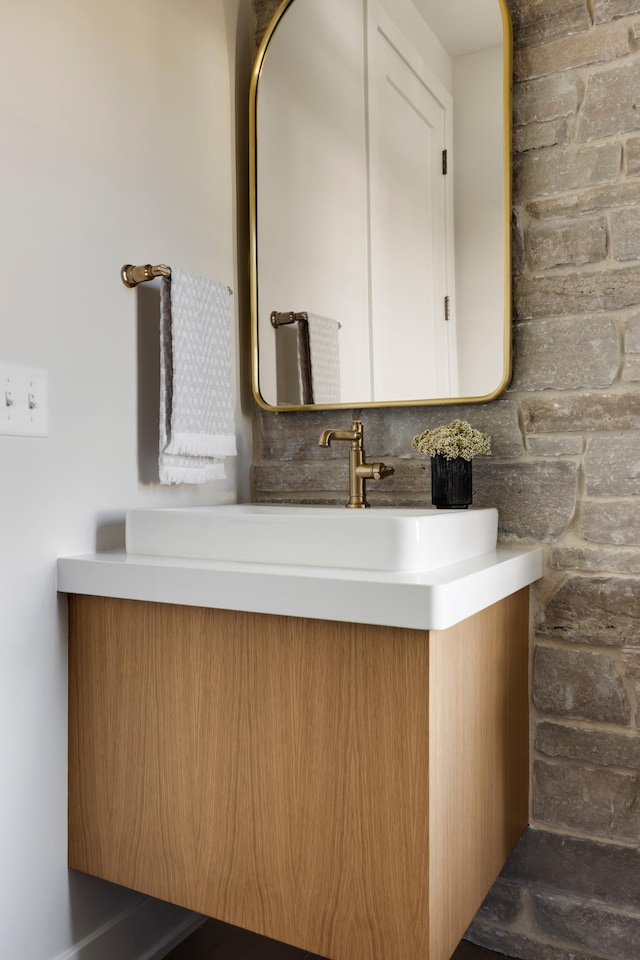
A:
[{"xmin": 68, "ymin": 590, "xmax": 529, "ymax": 960}]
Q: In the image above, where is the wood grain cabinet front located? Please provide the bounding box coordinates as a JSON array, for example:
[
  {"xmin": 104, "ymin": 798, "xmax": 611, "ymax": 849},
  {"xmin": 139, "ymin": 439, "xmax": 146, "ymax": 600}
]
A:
[{"xmin": 68, "ymin": 591, "xmax": 529, "ymax": 960}]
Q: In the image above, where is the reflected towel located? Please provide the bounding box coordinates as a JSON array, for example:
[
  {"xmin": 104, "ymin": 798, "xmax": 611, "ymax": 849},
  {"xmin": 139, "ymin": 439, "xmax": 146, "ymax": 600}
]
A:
[
  {"xmin": 159, "ymin": 268, "xmax": 236, "ymax": 484},
  {"xmin": 298, "ymin": 313, "xmax": 341, "ymax": 404}
]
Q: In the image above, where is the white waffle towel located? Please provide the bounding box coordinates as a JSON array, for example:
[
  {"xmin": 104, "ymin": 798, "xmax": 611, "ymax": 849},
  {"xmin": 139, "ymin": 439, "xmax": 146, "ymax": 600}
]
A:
[
  {"xmin": 159, "ymin": 268, "xmax": 236, "ymax": 484},
  {"xmin": 299, "ymin": 313, "xmax": 341, "ymax": 404}
]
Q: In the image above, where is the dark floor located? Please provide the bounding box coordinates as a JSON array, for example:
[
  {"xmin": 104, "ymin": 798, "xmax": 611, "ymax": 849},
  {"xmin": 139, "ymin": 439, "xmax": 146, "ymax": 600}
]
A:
[{"xmin": 165, "ymin": 918, "xmax": 510, "ymax": 960}]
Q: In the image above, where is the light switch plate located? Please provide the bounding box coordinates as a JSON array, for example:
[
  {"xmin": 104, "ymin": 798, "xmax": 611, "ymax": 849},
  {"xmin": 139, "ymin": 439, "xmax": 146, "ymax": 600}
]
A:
[{"xmin": 0, "ymin": 364, "xmax": 48, "ymax": 438}]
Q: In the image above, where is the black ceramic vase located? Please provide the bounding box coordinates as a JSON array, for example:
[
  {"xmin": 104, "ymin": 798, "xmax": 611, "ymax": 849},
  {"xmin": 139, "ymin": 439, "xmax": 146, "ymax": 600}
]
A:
[{"xmin": 431, "ymin": 455, "xmax": 472, "ymax": 509}]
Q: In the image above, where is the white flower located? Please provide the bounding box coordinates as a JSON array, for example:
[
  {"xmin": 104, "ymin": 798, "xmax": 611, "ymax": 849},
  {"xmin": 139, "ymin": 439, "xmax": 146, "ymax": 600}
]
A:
[{"xmin": 411, "ymin": 419, "xmax": 491, "ymax": 461}]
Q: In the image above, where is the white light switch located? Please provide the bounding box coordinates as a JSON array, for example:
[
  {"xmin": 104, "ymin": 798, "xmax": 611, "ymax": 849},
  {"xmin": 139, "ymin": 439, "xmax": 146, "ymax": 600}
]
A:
[{"xmin": 0, "ymin": 364, "xmax": 48, "ymax": 438}]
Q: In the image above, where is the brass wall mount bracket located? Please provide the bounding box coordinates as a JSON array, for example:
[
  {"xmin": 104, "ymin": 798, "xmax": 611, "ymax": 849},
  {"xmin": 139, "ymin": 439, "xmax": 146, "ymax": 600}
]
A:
[{"xmin": 121, "ymin": 263, "xmax": 172, "ymax": 288}]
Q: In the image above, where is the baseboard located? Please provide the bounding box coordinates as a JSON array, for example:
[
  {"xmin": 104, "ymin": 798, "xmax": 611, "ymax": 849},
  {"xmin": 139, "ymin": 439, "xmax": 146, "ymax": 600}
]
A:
[
  {"xmin": 52, "ymin": 896, "xmax": 205, "ymax": 960},
  {"xmin": 141, "ymin": 908, "xmax": 206, "ymax": 960}
]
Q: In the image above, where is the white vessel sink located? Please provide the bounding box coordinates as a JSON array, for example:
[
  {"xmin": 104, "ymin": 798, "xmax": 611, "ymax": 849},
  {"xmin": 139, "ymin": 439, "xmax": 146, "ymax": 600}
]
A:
[{"xmin": 125, "ymin": 504, "xmax": 498, "ymax": 573}]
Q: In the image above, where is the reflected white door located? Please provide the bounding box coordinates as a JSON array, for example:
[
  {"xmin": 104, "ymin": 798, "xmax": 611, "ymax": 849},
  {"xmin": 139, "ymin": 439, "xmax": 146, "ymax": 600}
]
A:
[{"xmin": 368, "ymin": 4, "xmax": 456, "ymax": 400}]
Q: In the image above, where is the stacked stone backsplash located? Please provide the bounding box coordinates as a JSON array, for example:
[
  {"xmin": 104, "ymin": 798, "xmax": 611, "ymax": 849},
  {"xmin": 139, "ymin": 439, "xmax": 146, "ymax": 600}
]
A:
[{"xmin": 251, "ymin": 1, "xmax": 640, "ymax": 958}]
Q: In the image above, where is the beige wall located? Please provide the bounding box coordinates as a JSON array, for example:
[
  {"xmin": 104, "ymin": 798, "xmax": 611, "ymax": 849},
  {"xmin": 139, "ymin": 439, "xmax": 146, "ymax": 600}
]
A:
[{"xmin": 0, "ymin": 2, "xmax": 253, "ymax": 957}]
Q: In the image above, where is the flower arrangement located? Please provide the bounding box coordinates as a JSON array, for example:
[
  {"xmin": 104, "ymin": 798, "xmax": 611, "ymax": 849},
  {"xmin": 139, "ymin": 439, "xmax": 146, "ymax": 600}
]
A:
[{"xmin": 411, "ymin": 419, "xmax": 491, "ymax": 461}]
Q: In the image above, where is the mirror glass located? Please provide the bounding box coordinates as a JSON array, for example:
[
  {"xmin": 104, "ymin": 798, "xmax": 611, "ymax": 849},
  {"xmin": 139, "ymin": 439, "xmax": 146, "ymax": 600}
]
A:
[{"xmin": 250, "ymin": 0, "xmax": 511, "ymax": 410}]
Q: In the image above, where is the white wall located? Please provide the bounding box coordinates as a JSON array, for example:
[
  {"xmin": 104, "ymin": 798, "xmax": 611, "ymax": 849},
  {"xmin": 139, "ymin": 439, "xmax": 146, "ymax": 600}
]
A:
[
  {"xmin": 257, "ymin": 0, "xmax": 371, "ymax": 405},
  {"xmin": 384, "ymin": 0, "xmax": 452, "ymax": 89},
  {"xmin": 0, "ymin": 1, "xmax": 253, "ymax": 957},
  {"xmin": 453, "ymin": 44, "xmax": 505, "ymax": 397}
]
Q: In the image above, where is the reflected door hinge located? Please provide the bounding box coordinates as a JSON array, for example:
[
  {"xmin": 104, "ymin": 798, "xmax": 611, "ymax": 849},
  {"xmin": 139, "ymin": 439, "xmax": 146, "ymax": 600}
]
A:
[
  {"xmin": 444, "ymin": 295, "xmax": 450, "ymax": 322},
  {"xmin": 442, "ymin": 149, "xmax": 448, "ymax": 175}
]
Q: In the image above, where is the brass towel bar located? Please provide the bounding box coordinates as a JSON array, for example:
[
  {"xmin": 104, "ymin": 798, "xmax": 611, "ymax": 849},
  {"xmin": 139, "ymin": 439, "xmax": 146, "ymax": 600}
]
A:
[{"xmin": 121, "ymin": 263, "xmax": 232, "ymax": 295}]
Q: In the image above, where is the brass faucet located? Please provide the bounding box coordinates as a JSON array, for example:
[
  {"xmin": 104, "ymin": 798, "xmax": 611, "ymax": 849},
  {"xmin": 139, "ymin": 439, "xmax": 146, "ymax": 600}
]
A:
[{"xmin": 318, "ymin": 419, "xmax": 394, "ymax": 508}]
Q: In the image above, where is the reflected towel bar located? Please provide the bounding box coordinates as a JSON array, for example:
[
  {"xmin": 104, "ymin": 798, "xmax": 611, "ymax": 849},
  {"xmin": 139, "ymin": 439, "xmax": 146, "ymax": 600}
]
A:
[
  {"xmin": 271, "ymin": 310, "xmax": 308, "ymax": 328},
  {"xmin": 121, "ymin": 263, "xmax": 232, "ymax": 295},
  {"xmin": 270, "ymin": 310, "xmax": 341, "ymax": 329}
]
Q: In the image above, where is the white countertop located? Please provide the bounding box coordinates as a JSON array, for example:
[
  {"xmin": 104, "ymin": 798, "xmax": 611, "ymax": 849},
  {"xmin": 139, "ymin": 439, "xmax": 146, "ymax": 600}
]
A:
[{"xmin": 57, "ymin": 546, "xmax": 543, "ymax": 632}]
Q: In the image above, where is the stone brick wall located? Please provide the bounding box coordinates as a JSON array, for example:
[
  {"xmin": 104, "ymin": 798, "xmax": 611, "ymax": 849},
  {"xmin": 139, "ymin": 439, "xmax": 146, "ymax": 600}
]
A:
[{"xmin": 250, "ymin": 1, "xmax": 640, "ymax": 957}]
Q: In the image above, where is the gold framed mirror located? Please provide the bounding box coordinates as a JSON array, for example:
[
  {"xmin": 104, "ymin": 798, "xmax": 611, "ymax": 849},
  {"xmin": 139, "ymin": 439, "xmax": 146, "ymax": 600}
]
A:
[{"xmin": 250, "ymin": 0, "xmax": 512, "ymax": 411}]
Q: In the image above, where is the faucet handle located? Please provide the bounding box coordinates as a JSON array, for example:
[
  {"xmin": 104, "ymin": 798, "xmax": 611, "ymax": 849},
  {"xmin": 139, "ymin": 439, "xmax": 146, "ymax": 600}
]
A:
[{"xmin": 369, "ymin": 462, "xmax": 394, "ymax": 480}]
